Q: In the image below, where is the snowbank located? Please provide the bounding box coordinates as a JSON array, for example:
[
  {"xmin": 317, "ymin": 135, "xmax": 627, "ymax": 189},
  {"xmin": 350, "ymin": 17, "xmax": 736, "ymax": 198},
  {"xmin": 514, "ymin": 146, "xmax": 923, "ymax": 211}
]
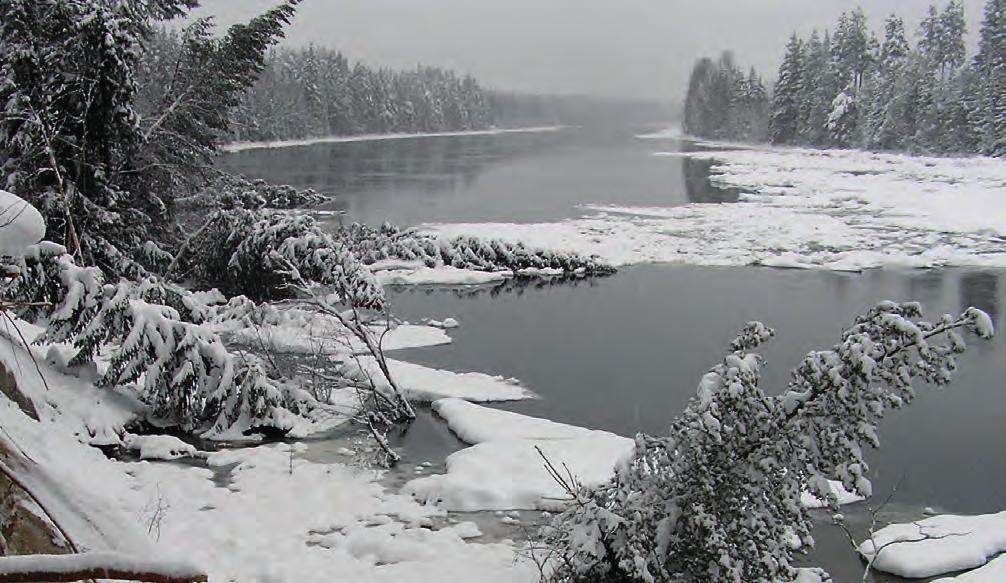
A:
[
  {"xmin": 426, "ymin": 147, "xmax": 1006, "ymax": 271},
  {"xmin": 0, "ymin": 351, "xmax": 538, "ymax": 582},
  {"xmin": 0, "ymin": 190, "xmax": 45, "ymax": 257},
  {"xmin": 123, "ymin": 434, "xmax": 200, "ymax": 461},
  {"xmin": 404, "ymin": 399, "xmax": 634, "ymax": 511},
  {"xmin": 859, "ymin": 511, "xmax": 1006, "ymax": 578},
  {"xmin": 222, "ymin": 126, "xmax": 563, "ymax": 153}
]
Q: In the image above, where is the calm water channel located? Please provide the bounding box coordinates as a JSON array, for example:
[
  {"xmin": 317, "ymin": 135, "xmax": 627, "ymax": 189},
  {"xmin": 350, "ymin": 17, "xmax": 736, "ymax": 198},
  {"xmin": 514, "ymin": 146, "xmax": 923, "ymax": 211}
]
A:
[{"xmin": 223, "ymin": 126, "xmax": 1005, "ymax": 581}]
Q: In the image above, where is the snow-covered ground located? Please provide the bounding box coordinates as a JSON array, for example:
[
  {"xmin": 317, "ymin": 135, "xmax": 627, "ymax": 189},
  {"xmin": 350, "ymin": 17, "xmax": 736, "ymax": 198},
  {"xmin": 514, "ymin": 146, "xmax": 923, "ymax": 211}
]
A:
[
  {"xmin": 222, "ymin": 126, "xmax": 563, "ymax": 153},
  {"xmin": 426, "ymin": 146, "xmax": 1006, "ymax": 272},
  {"xmin": 0, "ymin": 327, "xmax": 540, "ymax": 583}
]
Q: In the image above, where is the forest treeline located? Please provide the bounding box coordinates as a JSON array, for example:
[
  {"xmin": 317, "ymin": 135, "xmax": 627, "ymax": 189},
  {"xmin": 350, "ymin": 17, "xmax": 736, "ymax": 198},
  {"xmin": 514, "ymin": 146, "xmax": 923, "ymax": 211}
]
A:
[
  {"xmin": 140, "ymin": 30, "xmax": 672, "ymax": 142},
  {"xmin": 683, "ymin": 0, "xmax": 1006, "ymax": 156}
]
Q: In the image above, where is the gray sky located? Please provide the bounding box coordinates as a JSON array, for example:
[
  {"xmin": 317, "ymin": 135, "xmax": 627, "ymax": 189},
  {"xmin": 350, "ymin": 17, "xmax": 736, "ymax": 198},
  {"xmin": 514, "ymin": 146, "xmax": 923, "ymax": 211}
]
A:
[{"xmin": 191, "ymin": 0, "xmax": 986, "ymax": 101}]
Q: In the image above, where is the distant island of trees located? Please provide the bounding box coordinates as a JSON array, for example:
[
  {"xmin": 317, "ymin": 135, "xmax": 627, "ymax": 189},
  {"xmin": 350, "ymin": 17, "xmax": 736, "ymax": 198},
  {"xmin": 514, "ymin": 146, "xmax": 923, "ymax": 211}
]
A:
[{"xmin": 683, "ymin": 0, "xmax": 1006, "ymax": 156}]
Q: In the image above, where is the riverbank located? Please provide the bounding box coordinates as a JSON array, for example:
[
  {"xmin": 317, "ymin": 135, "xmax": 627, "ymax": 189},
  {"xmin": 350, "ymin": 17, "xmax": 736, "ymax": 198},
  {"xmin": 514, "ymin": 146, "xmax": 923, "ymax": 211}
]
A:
[{"xmin": 221, "ymin": 126, "xmax": 564, "ymax": 153}]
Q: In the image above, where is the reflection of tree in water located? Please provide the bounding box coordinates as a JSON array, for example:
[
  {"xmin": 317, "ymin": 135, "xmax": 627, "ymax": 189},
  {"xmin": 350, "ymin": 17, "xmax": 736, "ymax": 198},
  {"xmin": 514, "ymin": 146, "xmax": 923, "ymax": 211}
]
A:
[
  {"xmin": 960, "ymin": 271, "xmax": 999, "ymax": 325},
  {"xmin": 682, "ymin": 156, "xmax": 741, "ymax": 204},
  {"xmin": 388, "ymin": 273, "xmax": 610, "ymax": 301},
  {"xmin": 219, "ymin": 131, "xmax": 562, "ymax": 201}
]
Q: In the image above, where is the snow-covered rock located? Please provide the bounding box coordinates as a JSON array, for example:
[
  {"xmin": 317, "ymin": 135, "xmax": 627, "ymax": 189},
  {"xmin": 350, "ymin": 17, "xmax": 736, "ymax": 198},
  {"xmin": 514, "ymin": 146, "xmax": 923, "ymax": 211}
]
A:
[
  {"xmin": 859, "ymin": 511, "xmax": 1006, "ymax": 579},
  {"xmin": 0, "ymin": 190, "xmax": 45, "ymax": 257},
  {"xmin": 404, "ymin": 399, "xmax": 635, "ymax": 511}
]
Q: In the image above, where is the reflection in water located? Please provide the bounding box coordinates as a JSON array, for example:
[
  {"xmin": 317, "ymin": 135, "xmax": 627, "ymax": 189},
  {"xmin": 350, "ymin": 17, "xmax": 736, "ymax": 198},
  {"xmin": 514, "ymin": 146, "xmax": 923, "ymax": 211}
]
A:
[
  {"xmin": 960, "ymin": 271, "xmax": 999, "ymax": 324},
  {"xmin": 219, "ymin": 127, "xmax": 721, "ymax": 226},
  {"xmin": 682, "ymin": 156, "xmax": 741, "ymax": 203},
  {"xmin": 387, "ymin": 273, "xmax": 610, "ymax": 303}
]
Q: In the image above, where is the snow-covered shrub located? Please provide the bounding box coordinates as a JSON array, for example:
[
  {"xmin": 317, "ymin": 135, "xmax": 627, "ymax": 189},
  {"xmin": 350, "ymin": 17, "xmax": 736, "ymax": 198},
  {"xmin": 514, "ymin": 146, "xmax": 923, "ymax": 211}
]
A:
[
  {"xmin": 543, "ymin": 302, "xmax": 994, "ymax": 583},
  {"xmin": 5, "ymin": 242, "xmax": 313, "ymax": 437},
  {"xmin": 172, "ymin": 209, "xmax": 385, "ymax": 307},
  {"xmin": 338, "ymin": 223, "xmax": 615, "ymax": 275},
  {"xmin": 177, "ymin": 175, "xmax": 328, "ymax": 211}
]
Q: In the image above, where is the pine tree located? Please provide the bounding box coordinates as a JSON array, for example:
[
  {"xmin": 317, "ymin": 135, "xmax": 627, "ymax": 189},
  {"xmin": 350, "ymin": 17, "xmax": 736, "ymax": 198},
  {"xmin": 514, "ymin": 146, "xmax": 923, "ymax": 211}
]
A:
[
  {"xmin": 769, "ymin": 35, "xmax": 805, "ymax": 144},
  {"xmin": 973, "ymin": 0, "xmax": 1006, "ymax": 156},
  {"xmin": 798, "ymin": 31, "xmax": 840, "ymax": 146}
]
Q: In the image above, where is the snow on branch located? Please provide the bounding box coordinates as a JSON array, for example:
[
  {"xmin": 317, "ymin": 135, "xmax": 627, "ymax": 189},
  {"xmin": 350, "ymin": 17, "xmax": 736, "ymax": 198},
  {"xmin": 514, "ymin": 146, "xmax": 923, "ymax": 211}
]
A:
[
  {"xmin": 2, "ymin": 242, "xmax": 317, "ymax": 437},
  {"xmin": 340, "ymin": 222, "xmax": 615, "ymax": 275},
  {"xmin": 0, "ymin": 552, "xmax": 206, "ymax": 583}
]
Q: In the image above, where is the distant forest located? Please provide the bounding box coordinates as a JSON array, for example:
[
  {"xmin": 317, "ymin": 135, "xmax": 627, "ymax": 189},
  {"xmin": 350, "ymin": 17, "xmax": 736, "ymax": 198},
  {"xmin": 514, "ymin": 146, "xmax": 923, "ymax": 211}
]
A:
[
  {"xmin": 141, "ymin": 30, "xmax": 672, "ymax": 143},
  {"xmin": 683, "ymin": 0, "xmax": 1006, "ymax": 156}
]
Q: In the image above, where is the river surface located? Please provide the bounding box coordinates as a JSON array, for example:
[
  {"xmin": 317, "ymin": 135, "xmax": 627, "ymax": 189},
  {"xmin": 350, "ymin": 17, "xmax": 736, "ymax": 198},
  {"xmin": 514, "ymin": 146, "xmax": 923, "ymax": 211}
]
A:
[{"xmin": 223, "ymin": 126, "xmax": 1006, "ymax": 581}]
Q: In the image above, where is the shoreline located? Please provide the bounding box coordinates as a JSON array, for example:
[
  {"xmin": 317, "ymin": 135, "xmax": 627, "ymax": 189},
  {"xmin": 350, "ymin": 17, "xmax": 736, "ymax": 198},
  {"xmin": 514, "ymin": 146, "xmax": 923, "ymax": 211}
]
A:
[{"xmin": 221, "ymin": 126, "xmax": 565, "ymax": 153}]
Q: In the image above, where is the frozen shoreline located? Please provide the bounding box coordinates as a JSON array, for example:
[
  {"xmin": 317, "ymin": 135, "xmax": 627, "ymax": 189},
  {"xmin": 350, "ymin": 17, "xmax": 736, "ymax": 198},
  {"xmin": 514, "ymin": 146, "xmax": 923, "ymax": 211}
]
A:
[
  {"xmin": 221, "ymin": 126, "xmax": 564, "ymax": 153},
  {"xmin": 425, "ymin": 145, "xmax": 1006, "ymax": 272}
]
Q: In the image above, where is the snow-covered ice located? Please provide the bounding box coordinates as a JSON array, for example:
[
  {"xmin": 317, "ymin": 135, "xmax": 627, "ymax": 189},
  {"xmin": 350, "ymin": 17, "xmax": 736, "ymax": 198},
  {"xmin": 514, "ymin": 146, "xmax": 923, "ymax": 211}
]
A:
[
  {"xmin": 859, "ymin": 511, "xmax": 1006, "ymax": 578},
  {"xmin": 345, "ymin": 358, "xmax": 534, "ymax": 403},
  {"xmin": 404, "ymin": 398, "xmax": 634, "ymax": 511},
  {"xmin": 222, "ymin": 126, "xmax": 562, "ymax": 153},
  {"xmin": 933, "ymin": 554, "xmax": 1006, "ymax": 582},
  {"xmin": 426, "ymin": 147, "xmax": 1006, "ymax": 271}
]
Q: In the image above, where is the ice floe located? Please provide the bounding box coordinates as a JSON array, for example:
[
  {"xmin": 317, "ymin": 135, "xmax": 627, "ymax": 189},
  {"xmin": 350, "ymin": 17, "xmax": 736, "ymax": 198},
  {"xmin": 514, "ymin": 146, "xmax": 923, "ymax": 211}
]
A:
[
  {"xmin": 404, "ymin": 398, "xmax": 634, "ymax": 511},
  {"xmin": 859, "ymin": 511, "xmax": 1006, "ymax": 579}
]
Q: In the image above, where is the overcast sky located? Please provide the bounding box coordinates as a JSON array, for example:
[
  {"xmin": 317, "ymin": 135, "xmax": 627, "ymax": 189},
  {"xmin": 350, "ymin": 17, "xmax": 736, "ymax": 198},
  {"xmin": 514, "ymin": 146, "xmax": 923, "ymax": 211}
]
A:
[{"xmin": 191, "ymin": 0, "xmax": 986, "ymax": 101}]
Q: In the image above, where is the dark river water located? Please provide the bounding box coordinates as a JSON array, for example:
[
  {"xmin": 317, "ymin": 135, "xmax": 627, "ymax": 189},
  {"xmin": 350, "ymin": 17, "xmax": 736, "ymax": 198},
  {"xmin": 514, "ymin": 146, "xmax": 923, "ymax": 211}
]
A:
[{"xmin": 223, "ymin": 127, "xmax": 1005, "ymax": 581}]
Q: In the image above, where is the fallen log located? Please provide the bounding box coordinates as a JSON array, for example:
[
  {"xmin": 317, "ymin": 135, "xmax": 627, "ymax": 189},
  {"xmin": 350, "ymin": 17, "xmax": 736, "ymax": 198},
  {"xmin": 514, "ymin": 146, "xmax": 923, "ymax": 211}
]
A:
[{"xmin": 0, "ymin": 552, "xmax": 207, "ymax": 582}]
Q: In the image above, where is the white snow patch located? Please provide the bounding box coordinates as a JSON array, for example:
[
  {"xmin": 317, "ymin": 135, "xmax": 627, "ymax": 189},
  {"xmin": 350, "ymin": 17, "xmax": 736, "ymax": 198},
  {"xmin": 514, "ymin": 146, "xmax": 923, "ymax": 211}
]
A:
[
  {"xmin": 123, "ymin": 434, "xmax": 200, "ymax": 461},
  {"xmin": 222, "ymin": 126, "xmax": 563, "ymax": 153},
  {"xmin": 859, "ymin": 511, "xmax": 1006, "ymax": 578},
  {"xmin": 404, "ymin": 399, "xmax": 634, "ymax": 511},
  {"xmin": 426, "ymin": 147, "xmax": 1006, "ymax": 271}
]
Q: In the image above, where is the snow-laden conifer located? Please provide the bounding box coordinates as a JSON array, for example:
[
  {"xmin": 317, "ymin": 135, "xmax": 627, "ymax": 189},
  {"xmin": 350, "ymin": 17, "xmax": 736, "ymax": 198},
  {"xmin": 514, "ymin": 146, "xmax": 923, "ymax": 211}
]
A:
[{"xmin": 544, "ymin": 302, "xmax": 993, "ymax": 583}]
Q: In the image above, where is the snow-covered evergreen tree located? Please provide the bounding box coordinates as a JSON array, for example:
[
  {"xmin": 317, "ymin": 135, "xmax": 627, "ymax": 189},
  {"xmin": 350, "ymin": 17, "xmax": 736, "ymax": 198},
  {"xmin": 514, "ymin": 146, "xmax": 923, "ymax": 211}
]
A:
[
  {"xmin": 544, "ymin": 302, "xmax": 993, "ymax": 583},
  {"xmin": 5, "ymin": 242, "xmax": 315, "ymax": 437},
  {"xmin": 770, "ymin": 35, "xmax": 805, "ymax": 144},
  {"xmin": 973, "ymin": 0, "xmax": 1006, "ymax": 156}
]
